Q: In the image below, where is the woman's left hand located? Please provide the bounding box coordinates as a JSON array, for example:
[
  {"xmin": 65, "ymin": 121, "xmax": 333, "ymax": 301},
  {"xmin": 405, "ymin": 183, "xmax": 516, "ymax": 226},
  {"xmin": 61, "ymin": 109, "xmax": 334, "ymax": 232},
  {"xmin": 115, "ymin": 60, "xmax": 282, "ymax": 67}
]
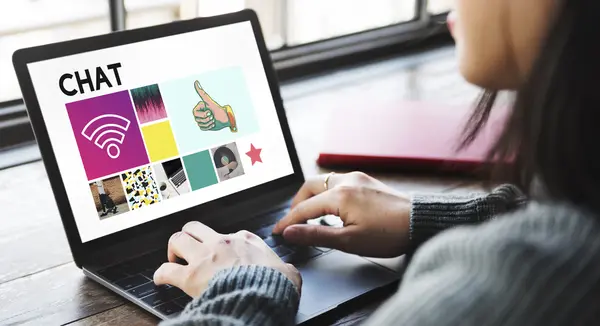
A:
[{"xmin": 153, "ymin": 221, "xmax": 302, "ymax": 298}]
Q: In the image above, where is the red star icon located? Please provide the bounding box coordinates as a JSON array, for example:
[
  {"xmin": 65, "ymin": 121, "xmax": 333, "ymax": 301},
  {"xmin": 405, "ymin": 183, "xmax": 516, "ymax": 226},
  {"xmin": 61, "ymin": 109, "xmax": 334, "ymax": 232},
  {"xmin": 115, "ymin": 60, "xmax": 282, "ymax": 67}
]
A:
[{"xmin": 246, "ymin": 144, "xmax": 262, "ymax": 165}]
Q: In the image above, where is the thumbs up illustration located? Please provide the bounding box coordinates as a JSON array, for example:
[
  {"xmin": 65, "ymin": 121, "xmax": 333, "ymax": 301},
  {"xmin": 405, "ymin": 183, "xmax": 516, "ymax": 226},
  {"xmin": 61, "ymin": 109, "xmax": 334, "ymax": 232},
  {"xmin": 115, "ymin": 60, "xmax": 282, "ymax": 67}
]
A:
[{"xmin": 192, "ymin": 80, "xmax": 237, "ymax": 132}]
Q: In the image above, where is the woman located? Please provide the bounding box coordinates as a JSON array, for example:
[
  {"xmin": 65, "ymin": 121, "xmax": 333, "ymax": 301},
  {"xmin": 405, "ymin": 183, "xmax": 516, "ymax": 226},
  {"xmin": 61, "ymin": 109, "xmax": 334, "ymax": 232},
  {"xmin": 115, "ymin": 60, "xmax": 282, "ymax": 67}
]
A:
[{"xmin": 154, "ymin": 0, "xmax": 600, "ymax": 324}]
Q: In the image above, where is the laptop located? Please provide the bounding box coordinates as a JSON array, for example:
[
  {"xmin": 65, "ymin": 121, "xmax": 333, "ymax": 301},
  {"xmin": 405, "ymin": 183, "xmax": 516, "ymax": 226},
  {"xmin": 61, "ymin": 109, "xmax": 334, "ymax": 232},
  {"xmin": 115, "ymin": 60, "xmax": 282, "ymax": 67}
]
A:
[
  {"xmin": 162, "ymin": 159, "xmax": 188, "ymax": 191},
  {"xmin": 12, "ymin": 9, "xmax": 399, "ymax": 324}
]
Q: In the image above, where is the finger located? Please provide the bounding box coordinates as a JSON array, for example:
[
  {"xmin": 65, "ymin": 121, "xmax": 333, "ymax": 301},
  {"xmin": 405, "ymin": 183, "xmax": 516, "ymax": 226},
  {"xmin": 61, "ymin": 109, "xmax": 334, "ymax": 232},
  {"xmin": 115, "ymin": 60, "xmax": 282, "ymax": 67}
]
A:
[
  {"xmin": 282, "ymin": 224, "xmax": 352, "ymax": 250},
  {"xmin": 193, "ymin": 106, "xmax": 210, "ymax": 118},
  {"xmin": 194, "ymin": 80, "xmax": 204, "ymax": 97},
  {"xmin": 194, "ymin": 81, "xmax": 218, "ymax": 106},
  {"xmin": 195, "ymin": 115, "xmax": 213, "ymax": 124},
  {"xmin": 154, "ymin": 262, "xmax": 187, "ymax": 287},
  {"xmin": 234, "ymin": 229, "xmax": 262, "ymax": 242},
  {"xmin": 290, "ymin": 173, "xmax": 340, "ymax": 208},
  {"xmin": 182, "ymin": 221, "xmax": 220, "ymax": 243},
  {"xmin": 192, "ymin": 101, "xmax": 206, "ymax": 113},
  {"xmin": 289, "ymin": 182, "xmax": 317, "ymax": 209},
  {"xmin": 273, "ymin": 191, "xmax": 339, "ymax": 234},
  {"xmin": 198, "ymin": 123, "xmax": 215, "ymax": 130},
  {"xmin": 168, "ymin": 231, "xmax": 202, "ymax": 262},
  {"xmin": 199, "ymin": 123, "xmax": 215, "ymax": 131},
  {"xmin": 197, "ymin": 119, "xmax": 215, "ymax": 129}
]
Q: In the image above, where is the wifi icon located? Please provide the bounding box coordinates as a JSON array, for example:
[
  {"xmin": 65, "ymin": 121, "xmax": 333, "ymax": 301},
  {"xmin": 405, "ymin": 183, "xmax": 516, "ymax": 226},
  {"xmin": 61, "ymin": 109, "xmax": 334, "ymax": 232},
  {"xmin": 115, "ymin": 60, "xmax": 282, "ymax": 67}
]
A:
[{"xmin": 81, "ymin": 114, "xmax": 131, "ymax": 159}]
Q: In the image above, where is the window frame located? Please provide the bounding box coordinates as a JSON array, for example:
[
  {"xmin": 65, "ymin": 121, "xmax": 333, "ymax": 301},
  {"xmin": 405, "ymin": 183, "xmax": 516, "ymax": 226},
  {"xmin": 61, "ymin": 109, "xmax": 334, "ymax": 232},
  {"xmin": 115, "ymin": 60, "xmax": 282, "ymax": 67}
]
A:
[{"xmin": 0, "ymin": 0, "xmax": 451, "ymax": 163}]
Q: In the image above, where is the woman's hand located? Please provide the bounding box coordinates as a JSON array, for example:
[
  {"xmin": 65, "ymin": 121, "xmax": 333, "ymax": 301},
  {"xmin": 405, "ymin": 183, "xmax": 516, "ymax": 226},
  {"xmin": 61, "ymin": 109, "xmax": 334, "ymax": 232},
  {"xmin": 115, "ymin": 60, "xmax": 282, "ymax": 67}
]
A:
[
  {"xmin": 153, "ymin": 221, "xmax": 302, "ymax": 298},
  {"xmin": 273, "ymin": 172, "xmax": 411, "ymax": 258}
]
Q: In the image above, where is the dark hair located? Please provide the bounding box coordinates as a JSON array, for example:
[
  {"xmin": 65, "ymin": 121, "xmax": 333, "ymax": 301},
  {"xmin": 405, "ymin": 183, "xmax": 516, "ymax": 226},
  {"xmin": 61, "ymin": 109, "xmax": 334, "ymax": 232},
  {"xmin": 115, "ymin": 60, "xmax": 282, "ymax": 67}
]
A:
[{"xmin": 461, "ymin": 1, "xmax": 600, "ymax": 212}]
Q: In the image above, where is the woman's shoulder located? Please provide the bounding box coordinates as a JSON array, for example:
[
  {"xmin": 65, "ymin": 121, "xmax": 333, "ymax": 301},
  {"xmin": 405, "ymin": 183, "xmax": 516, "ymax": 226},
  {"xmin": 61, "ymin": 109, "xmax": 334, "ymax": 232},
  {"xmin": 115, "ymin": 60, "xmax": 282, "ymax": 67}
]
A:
[
  {"xmin": 436, "ymin": 200, "xmax": 600, "ymax": 246},
  {"xmin": 374, "ymin": 203, "xmax": 600, "ymax": 326},
  {"xmin": 398, "ymin": 201, "xmax": 600, "ymax": 325},
  {"xmin": 409, "ymin": 200, "xmax": 600, "ymax": 280},
  {"xmin": 486, "ymin": 201, "xmax": 600, "ymax": 241}
]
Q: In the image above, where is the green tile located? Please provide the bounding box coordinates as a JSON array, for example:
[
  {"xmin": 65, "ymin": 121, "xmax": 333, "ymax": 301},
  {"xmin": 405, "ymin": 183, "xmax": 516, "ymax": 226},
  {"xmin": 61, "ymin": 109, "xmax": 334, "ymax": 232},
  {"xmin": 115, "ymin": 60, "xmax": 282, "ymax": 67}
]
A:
[{"xmin": 182, "ymin": 150, "xmax": 218, "ymax": 191}]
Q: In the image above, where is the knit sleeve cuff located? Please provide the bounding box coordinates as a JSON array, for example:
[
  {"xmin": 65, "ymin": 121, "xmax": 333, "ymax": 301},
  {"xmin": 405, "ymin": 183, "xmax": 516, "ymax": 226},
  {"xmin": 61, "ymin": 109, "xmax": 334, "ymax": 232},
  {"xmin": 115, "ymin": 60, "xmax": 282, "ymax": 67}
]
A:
[
  {"xmin": 409, "ymin": 184, "xmax": 526, "ymax": 248},
  {"xmin": 168, "ymin": 265, "xmax": 299, "ymax": 325}
]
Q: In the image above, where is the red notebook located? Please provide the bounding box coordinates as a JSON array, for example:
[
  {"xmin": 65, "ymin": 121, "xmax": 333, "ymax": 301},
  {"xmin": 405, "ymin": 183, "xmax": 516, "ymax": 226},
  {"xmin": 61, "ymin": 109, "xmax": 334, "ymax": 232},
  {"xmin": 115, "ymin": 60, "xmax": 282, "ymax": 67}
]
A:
[{"xmin": 316, "ymin": 101, "xmax": 508, "ymax": 173}]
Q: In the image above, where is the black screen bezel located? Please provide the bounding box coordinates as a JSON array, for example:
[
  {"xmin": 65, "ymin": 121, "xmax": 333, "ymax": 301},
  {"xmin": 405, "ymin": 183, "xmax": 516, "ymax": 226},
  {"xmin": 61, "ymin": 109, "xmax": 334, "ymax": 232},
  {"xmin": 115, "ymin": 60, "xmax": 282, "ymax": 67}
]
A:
[
  {"xmin": 12, "ymin": 9, "xmax": 304, "ymax": 266},
  {"xmin": 161, "ymin": 158, "xmax": 182, "ymax": 178}
]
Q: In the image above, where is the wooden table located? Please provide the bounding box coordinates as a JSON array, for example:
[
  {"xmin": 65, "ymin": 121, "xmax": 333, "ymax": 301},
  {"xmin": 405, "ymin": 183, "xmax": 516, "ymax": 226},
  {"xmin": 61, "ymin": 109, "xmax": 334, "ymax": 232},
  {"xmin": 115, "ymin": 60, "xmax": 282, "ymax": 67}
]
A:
[{"xmin": 0, "ymin": 45, "xmax": 483, "ymax": 325}]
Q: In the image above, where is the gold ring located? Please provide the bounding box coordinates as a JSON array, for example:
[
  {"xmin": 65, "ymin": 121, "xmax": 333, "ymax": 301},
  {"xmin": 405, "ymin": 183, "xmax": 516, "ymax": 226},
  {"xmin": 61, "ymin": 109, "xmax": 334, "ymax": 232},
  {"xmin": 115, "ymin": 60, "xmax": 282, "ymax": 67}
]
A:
[{"xmin": 324, "ymin": 172, "xmax": 335, "ymax": 191}]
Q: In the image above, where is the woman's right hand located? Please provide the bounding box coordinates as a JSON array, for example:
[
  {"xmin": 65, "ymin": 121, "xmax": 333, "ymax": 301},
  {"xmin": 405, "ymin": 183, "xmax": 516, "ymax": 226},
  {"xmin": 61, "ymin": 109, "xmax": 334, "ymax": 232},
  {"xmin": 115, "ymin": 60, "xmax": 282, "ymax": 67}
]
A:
[{"xmin": 272, "ymin": 172, "xmax": 411, "ymax": 258}]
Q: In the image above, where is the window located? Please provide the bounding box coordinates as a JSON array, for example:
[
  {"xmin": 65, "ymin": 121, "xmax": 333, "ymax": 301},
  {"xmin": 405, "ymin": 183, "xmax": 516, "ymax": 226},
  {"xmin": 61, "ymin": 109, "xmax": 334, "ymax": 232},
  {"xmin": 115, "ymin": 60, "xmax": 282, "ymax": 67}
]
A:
[
  {"xmin": 0, "ymin": 0, "xmax": 451, "ymax": 158},
  {"xmin": 429, "ymin": 0, "xmax": 454, "ymax": 15},
  {"xmin": 123, "ymin": 0, "xmax": 422, "ymax": 49},
  {"xmin": 285, "ymin": 0, "xmax": 417, "ymax": 46},
  {"xmin": 0, "ymin": 0, "xmax": 110, "ymax": 103},
  {"xmin": 1, "ymin": 0, "xmax": 451, "ymax": 103}
]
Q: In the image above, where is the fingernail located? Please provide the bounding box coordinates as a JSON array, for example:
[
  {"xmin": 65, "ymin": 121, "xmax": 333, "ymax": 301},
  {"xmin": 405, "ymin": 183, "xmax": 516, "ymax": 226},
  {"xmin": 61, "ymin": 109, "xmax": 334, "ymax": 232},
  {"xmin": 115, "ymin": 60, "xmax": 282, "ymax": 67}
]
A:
[
  {"xmin": 283, "ymin": 225, "xmax": 302, "ymax": 238},
  {"xmin": 169, "ymin": 232, "xmax": 181, "ymax": 242},
  {"xmin": 283, "ymin": 226, "xmax": 294, "ymax": 235},
  {"xmin": 272, "ymin": 224, "xmax": 281, "ymax": 234}
]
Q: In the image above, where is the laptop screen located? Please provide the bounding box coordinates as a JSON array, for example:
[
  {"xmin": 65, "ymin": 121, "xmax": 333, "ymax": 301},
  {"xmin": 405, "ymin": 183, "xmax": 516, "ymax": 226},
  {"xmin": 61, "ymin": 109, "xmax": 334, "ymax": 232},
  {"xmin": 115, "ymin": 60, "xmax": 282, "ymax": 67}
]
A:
[
  {"xmin": 161, "ymin": 159, "xmax": 182, "ymax": 179},
  {"xmin": 26, "ymin": 21, "xmax": 294, "ymax": 243}
]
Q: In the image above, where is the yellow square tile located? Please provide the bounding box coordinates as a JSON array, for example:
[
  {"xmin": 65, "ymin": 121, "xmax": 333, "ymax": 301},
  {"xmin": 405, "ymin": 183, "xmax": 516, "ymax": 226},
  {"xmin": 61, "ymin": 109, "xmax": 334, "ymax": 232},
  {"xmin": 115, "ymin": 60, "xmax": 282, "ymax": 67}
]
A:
[{"xmin": 141, "ymin": 121, "xmax": 179, "ymax": 162}]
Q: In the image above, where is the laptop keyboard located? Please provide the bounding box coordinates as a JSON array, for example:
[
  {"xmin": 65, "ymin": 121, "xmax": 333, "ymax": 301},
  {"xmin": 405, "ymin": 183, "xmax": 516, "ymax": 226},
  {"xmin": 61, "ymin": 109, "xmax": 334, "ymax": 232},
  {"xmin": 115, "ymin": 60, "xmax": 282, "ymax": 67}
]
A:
[
  {"xmin": 97, "ymin": 212, "xmax": 328, "ymax": 317},
  {"xmin": 171, "ymin": 169, "xmax": 187, "ymax": 187},
  {"xmin": 255, "ymin": 230, "xmax": 324, "ymax": 264},
  {"xmin": 98, "ymin": 250, "xmax": 191, "ymax": 316}
]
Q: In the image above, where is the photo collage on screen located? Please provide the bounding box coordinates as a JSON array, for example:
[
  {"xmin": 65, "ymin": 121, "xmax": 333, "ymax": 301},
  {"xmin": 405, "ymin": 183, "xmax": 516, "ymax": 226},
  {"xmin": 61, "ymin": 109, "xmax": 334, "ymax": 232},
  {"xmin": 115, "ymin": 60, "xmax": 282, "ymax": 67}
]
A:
[{"xmin": 67, "ymin": 66, "xmax": 263, "ymax": 220}]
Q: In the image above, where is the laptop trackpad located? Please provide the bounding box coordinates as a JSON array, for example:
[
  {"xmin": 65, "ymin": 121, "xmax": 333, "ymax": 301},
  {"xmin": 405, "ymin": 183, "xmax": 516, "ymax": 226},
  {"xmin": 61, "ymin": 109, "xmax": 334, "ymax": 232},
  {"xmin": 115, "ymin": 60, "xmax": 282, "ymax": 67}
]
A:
[{"xmin": 295, "ymin": 250, "xmax": 399, "ymax": 319}]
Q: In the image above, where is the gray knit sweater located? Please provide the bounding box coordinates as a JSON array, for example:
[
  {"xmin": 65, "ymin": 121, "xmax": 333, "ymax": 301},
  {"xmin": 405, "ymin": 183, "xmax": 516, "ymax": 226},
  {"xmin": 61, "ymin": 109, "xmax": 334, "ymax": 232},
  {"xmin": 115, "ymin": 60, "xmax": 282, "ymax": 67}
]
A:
[{"xmin": 161, "ymin": 184, "xmax": 600, "ymax": 325}]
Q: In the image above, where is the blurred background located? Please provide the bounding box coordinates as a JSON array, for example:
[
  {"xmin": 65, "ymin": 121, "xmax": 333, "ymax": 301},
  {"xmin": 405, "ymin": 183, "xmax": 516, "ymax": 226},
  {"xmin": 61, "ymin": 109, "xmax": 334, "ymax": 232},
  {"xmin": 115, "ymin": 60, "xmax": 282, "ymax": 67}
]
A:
[{"xmin": 0, "ymin": 0, "xmax": 454, "ymax": 167}]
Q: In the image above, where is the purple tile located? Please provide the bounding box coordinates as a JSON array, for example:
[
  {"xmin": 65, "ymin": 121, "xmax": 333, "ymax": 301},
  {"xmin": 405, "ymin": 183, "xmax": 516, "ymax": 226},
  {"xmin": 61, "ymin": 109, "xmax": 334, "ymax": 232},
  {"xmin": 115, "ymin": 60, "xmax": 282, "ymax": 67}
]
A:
[{"xmin": 66, "ymin": 90, "xmax": 149, "ymax": 180}]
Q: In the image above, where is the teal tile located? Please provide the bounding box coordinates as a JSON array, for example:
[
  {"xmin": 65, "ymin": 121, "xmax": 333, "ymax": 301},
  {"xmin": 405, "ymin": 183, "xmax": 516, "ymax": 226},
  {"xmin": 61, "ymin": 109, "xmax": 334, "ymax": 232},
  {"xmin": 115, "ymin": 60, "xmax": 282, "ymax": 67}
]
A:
[{"xmin": 182, "ymin": 150, "xmax": 218, "ymax": 191}]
